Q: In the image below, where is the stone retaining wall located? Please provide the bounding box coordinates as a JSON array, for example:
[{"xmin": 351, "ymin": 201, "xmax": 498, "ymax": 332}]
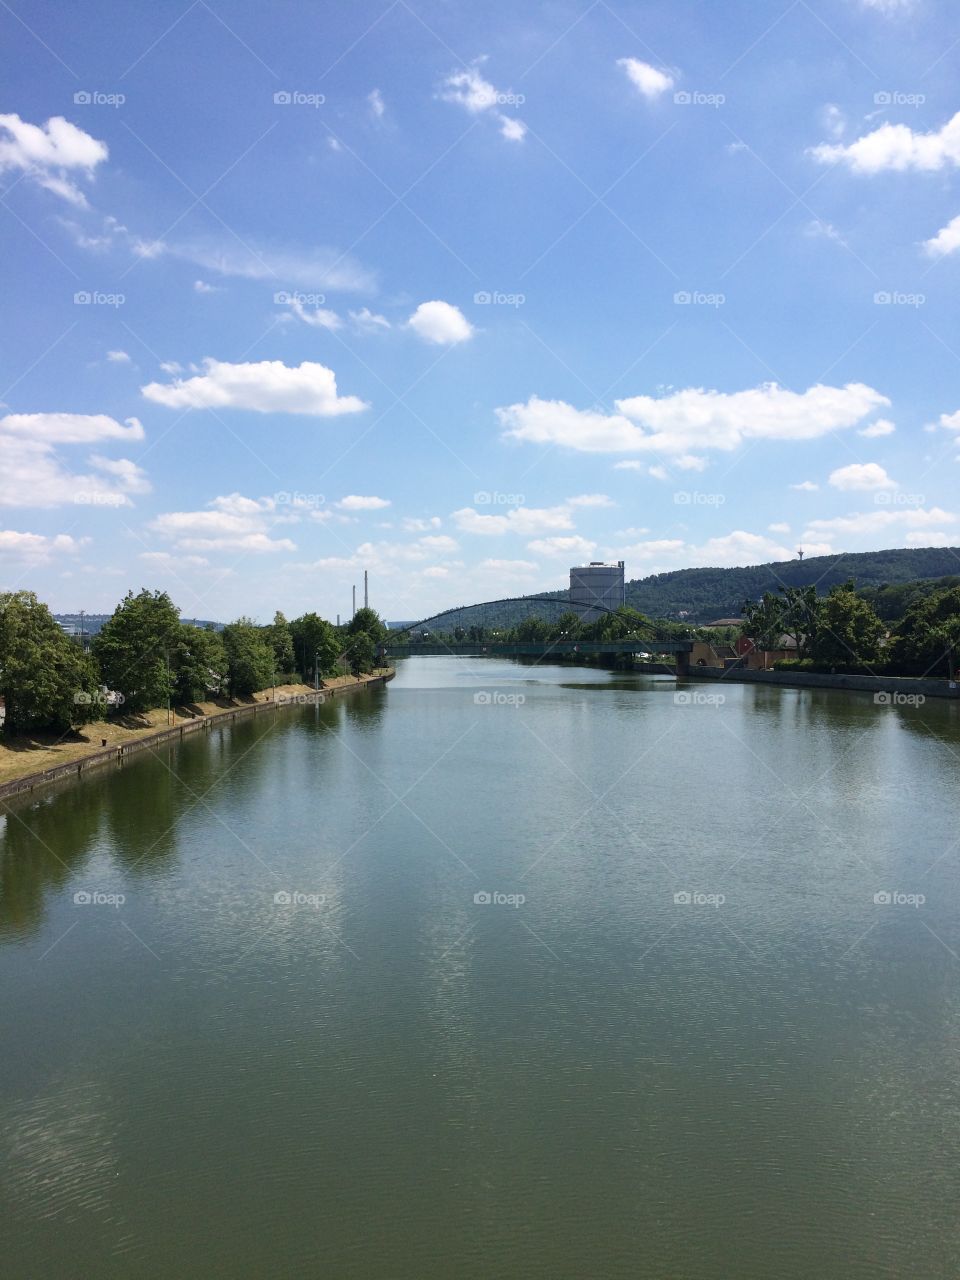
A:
[
  {"xmin": 683, "ymin": 666, "xmax": 960, "ymax": 700},
  {"xmin": 0, "ymin": 672, "xmax": 395, "ymax": 802}
]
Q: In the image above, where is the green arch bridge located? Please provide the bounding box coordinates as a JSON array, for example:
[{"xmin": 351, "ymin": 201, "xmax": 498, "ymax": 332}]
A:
[{"xmin": 381, "ymin": 595, "xmax": 694, "ymax": 674}]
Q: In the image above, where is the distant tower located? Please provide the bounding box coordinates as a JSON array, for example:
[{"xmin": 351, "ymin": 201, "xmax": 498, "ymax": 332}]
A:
[
  {"xmin": 352, "ymin": 585, "xmax": 356, "ymax": 618},
  {"xmin": 569, "ymin": 560, "xmax": 625, "ymax": 622},
  {"xmin": 364, "ymin": 569, "xmax": 368, "ymax": 610},
  {"xmin": 798, "ymin": 548, "xmax": 805, "ymax": 561}
]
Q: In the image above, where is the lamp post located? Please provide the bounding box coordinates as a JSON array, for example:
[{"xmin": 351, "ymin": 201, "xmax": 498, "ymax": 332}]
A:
[{"xmin": 314, "ymin": 649, "xmax": 320, "ymax": 691}]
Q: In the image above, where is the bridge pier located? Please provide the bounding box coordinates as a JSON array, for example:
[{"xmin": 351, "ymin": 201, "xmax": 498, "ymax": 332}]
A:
[{"xmin": 675, "ymin": 649, "xmax": 691, "ymax": 676}]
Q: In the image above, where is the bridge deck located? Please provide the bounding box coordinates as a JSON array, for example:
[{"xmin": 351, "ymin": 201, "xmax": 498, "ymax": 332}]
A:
[{"xmin": 385, "ymin": 639, "xmax": 692, "ymax": 657}]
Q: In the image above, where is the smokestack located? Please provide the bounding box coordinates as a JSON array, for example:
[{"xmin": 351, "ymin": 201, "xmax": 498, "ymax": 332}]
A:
[
  {"xmin": 364, "ymin": 569, "xmax": 368, "ymax": 610},
  {"xmin": 352, "ymin": 584, "xmax": 356, "ymax": 618},
  {"xmin": 336, "ymin": 614, "xmax": 340, "ymax": 627}
]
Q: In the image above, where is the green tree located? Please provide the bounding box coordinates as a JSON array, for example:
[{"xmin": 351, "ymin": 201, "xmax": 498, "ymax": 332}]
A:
[
  {"xmin": 222, "ymin": 619, "xmax": 274, "ymax": 696},
  {"xmin": 92, "ymin": 589, "xmax": 180, "ymax": 713},
  {"xmin": 346, "ymin": 607, "xmax": 387, "ymax": 644},
  {"xmin": 348, "ymin": 631, "xmax": 376, "ymax": 677},
  {"xmin": 809, "ymin": 581, "xmax": 884, "ymax": 669},
  {"xmin": 265, "ymin": 611, "xmax": 295, "ymax": 676},
  {"xmin": 777, "ymin": 585, "xmax": 820, "ymax": 659},
  {"xmin": 889, "ymin": 586, "xmax": 960, "ymax": 677},
  {"xmin": 0, "ymin": 592, "xmax": 100, "ymax": 736},
  {"xmin": 290, "ymin": 613, "xmax": 341, "ymax": 682},
  {"xmin": 742, "ymin": 592, "xmax": 786, "ymax": 650},
  {"xmin": 547, "ymin": 610, "xmax": 584, "ymax": 641},
  {"xmin": 172, "ymin": 624, "xmax": 227, "ymax": 703}
]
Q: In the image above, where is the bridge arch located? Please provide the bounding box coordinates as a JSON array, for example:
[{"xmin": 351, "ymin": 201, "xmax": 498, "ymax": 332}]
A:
[{"xmin": 384, "ymin": 594, "xmax": 626, "ymax": 642}]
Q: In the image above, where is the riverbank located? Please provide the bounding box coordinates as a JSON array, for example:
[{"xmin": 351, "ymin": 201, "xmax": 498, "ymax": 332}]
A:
[
  {"xmin": 680, "ymin": 664, "xmax": 960, "ymax": 700},
  {"xmin": 0, "ymin": 669, "xmax": 395, "ymax": 800}
]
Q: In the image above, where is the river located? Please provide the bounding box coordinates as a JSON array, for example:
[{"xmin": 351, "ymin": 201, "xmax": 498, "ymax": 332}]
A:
[{"xmin": 2, "ymin": 656, "xmax": 959, "ymax": 1278}]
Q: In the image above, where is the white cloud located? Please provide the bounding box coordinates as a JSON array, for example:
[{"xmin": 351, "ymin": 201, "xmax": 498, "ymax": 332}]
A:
[
  {"xmin": 336, "ymin": 495, "xmax": 391, "ymax": 511},
  {"xmin": 806, "ymin": 218, "xmax": 848, "ymax": 247},
  {"xmin": 141, "ymin": 358, "xmax": 368, "ymax": 416},
  {"xmin": 0, "ymin": 113, "xmax": 107, "ymax": 206},
  {"xmin": 401, "ymin": 516, "xmax": 442, "ymax": 532},
  {"xmin": 498, "ymin": 382, "xmax": 888, "ymax": 456},
  {"xmin": 407, "ymin": 301, "xmax": 474, "ymax": 345},
  {"xmin": 451, "ymin": 505, "xmax": 575, "ymax": 536},
  {"xmin": 859, "ymin": 417, "xmax": 896, "ymax": 437},
  {"xmin": 0, "ymin": 437, "xmax": 131, "ymax": 509},
  {"xmin": 478, "ymin": 558, "xmax": 539, "ymax": 574},
  {"xmin": 368, "ymin": 88, "xmax": 385, "ymax": 120},
  {"xmin": 791, "ymin": 480, "xmax": 820, "ymax": 491},
  {"xmin": 499, "ymin": 115, "xmax": 527, "ymax": 142},
  {"xmin": 193, "ymin": 279, "xmax": 220, "ymax": 294},
  {"xmin": 924, "ymin": 214, "xmax": 960, "ymax": 257},
  {"xmin": 905, "ymin": 531, "xmax": 954, "ymax": 546},
  {"xmin": 811, "ymin": 110, "xmax": 960, "ymax": 173},
  {"xmin": 527, "ymin": 535, "xmax": 597, "ymax": 558},
  {"xmin": 74, "ymin": 223, "xmax": 377, "ymax": 292},
  {"xmin": 622, "ymin": 531, "xmax": 807, "ymax": 573},
  {"xmin": 139, "ymin": 551, "xmax": 210, "ymax": 568},
  {"xmin": 802, "ymin": 506, "xmax": 957, "ymax": 541},
  {"xmin": 613, "ymin": 460, "xmax": 645, "ymax": 471},
  {"xmin": 106, "ymin": 349, "xmax": 131, "ymax": 363},
  {"xmin": 829, "ymin": 462, "xmax": 896, "ymax": 490},
  {"xmin": 936, "ymin": 410, "xmax": 960, "ymax": 432},
  {"xmin": 617, "ymin": 58, "xmax": 675, "ymax": 101},
  {"xmin": 350, "ymin": 307, "xmax": 391, "ymax": 333},
  {"xmin": 438, "ymin": 62, "xmax": 525, "ymax": 141},
  {"xmin": 769, "ymin": 522, "xmax": 791, "ymax": 534},
  {"xmin": 0, "ymin": 529, "xmax": 86, "ymax": 560},
  {"xmin": 567, "ymin": 493, "xmax": 614, "ymax": 507},
  {"xmin": 288, "ymin": 299, "xmax": 342, "ymax": 330},
  {"xmin": 418, "ymin": 534, "xmax": 459, "ymax": 552},
  {"xmin": 149, "ymin": 493, "xmax": 296, "ymax": 553},
  {"xmin": 860, "ymin": 0, "xmax": 915, "ymax": 12},
  {"xmin": 0, "ymin": 412, "xmax": 144, "ymax": 443},
  {"xmin": 89, "ymin": 454, "xmax": 150, "ymax": 494},
  {"xmin": 649, "ymin": 465, "xmax": 668, "ymax": 481},
  {"xmin": 821, "ymin": 104, "xmax": 846, "ymax": 141}
]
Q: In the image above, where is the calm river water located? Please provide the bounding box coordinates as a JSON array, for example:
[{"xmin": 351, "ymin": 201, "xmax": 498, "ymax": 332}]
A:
[{"xmin": 2, "ymin": 657, "xmax": 960, "ymax": 1278}]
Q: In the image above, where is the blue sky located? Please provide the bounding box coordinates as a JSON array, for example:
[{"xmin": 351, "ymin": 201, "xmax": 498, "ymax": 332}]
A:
[{"xmin": 2, "ymin": 0, "xmax": 959, "ymax": 623}]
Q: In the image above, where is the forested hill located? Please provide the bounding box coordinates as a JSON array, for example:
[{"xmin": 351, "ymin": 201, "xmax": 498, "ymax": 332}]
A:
[
  {"xmin": 626, "ymin": 546, "xmax": 960, "ymax": 621},
  {"xmin": 413, "ymin": 546, "xmax": 960, "ymax": 630}
]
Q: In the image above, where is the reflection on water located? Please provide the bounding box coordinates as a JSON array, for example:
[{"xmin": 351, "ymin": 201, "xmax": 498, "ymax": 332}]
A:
[{"xmin": 2, "ymin": 662, "xmax": 960, "ymax": 1279}]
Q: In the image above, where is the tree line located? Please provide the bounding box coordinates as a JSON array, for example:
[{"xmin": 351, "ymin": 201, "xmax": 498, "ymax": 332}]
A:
[
  {"xmin": 0, "ymin": 590, "xmax": 388, "ymax": 738},
  {"xmin": 742, "ymin": 581, "xmax": 960, "ymax": 678}
]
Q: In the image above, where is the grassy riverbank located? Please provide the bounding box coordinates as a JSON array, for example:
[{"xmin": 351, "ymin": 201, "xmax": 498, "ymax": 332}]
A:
[{"xmin": 0, "ymin": 669, "xmax": 393, "ymax": 788}]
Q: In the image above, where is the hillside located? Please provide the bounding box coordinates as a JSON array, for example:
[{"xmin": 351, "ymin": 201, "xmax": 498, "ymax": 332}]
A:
[{"xmin": 414, "ymin": 546, "xmax": 960, "ymax": 630}]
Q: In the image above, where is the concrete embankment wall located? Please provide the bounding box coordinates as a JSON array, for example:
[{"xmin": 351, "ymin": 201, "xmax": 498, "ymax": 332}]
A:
[
  {"xmin": 682, "ymin": 666, "xmax": 960, "ymax": 700},
  {"xmin": 0, "ymin": 672, "xmax": 395, "ymax": 802}
]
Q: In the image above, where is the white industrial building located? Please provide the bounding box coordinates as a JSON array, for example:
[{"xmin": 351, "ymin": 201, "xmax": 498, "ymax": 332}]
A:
[{"xmin": 569, "ymin": 561, "xmax": 625, "ymax": 621}]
